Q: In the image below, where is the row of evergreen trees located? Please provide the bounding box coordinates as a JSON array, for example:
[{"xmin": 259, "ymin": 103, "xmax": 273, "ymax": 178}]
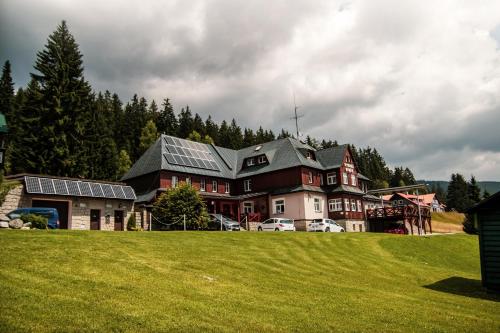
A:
[
  {"xmin": 0, "ymin": 21, "xmax": 416, "ymax": 187},
  {"xmin": 446, "ymin": 174, "xmax": 487, "ymax": 212}
]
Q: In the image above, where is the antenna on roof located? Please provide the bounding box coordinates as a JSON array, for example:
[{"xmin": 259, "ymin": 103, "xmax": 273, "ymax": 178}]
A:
[{"xmin": 290, "ymin": 93, "xmax": 304, "ymax": 139}]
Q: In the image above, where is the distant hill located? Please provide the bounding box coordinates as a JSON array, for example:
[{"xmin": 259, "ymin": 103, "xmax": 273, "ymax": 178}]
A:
[{"xmin": 417, "ymin": 180, "xmax": 500, "ymax": 195}]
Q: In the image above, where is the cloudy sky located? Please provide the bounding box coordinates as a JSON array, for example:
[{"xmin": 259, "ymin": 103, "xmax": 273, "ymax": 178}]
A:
[{"xmin": 1, "ymin": 0, "xmax": 500, "ymax": 181}]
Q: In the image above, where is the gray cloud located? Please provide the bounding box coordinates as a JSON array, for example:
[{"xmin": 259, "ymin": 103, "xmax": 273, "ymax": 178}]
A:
[{"xmin": 1, "ymin": 0, "xmax": 500, "ymax": 180}]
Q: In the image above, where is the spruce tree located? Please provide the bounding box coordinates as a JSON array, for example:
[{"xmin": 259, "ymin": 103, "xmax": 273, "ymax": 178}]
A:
[
  {"xmin": 228, "ymin": 119, "xmax": 243, "ymax": 149},
  {"xmin": 157, "ymin": 98, "xmax": 178, "ymax": 136},
  {"xmin": 467, "ymin": 175, "xmax": 481, "ymax": 206},
  {"xmin": 1, "ymin": 61, "xmax": 16, "ymax": 172},
  {"xmin": 139, "ymin": 120, "xmax": 159, "ymax": 154},
  {"xmin": 178, "ymin": 106, "xmax": 193, "ymax": 139},
  {"xmin": 446, "ymin": 173, "xmax": 469, "ymax": 212},
  {"xmin": 30, "ymin": 21, "xmax": 93, "ymax": 177},
  {"xmin": 243, "ymin": 128, "xmax": 255, "ymax": 147},
  {"xmin": 218, "ymin": 120, "xmax": 231, "ymax": 148},
  {"xmin": 205, "ymin": 116, "xmax": 219, "ymax": 144},
  {"xmin": 193, "ymin": 113, "xmax": 205, "ymax": 136}
]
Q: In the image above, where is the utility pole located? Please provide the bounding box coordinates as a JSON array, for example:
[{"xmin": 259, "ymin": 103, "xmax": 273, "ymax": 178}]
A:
[{"xmin": 290, "ymin": 94, "xmax": 303, "ymax": 139}]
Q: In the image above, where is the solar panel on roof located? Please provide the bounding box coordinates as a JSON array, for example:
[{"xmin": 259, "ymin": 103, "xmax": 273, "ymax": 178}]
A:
[
  {"xmin": 90, "ymin": 183, "xmax": 104, "ymax": 197},
  {"xmin": 165, "ymin": 136, "xmax": 175, "ymax": 146},
  {"xmin": 66, "ymin": 180, "xmax": 80, "ymax": 196},
  {"xmin": 122, "ymin": 186, "xmax": 136, "ymax": 200},
  {"xmin": 101, "ymin": 184, "xmax": 115, "ymax": 198},
  {"xmin": 53, "ymin": 179, "xmax": 68, "ymax": 195},
  {"xmin": 112, "ymin": 185, "xmax": 126, "ymax": 199},
  {"xmin": 164, "ymin": 153, "xmax": 175, "ymax": 164},
  {"xmin": 162, "ymin": 136, "xmax": 220, "ymax": 171},
  {"xmin": 173, "ymin": 137, "xmax": 181, "ymax": 146},
  {"xmin": 25, "ymin": 177, "xmax": 42, "ymax": 193},
  {"xmin": 79, "ymin": 182, "xmax": 92, "ymax": 196},
  {"xmin": 40, "ymin": 178, "xmax": 55, "ymax": 194}
]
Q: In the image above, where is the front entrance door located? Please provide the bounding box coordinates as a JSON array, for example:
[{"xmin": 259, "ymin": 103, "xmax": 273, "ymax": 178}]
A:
[
  {"xmin": 90, "ymin": 209, "xmax": 100, "ymax": 230},
  {"xmin": 114, "ymin": 210, "xmax": 124, "ymax": 231}
]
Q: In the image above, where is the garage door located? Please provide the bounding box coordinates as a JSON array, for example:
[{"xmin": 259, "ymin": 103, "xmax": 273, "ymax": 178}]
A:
[{"xmin": 32, "ymin": 200, "xmax": 69, "ymax": 229}]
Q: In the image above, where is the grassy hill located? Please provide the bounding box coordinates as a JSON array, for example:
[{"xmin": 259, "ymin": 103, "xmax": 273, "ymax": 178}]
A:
[
  {"xmin": 1, "ymin": 231, "xmax": 499, "ymax": 332},
  {"xmin": 431, "ymin": 211, "xmax": 465, "ymax": 233}
]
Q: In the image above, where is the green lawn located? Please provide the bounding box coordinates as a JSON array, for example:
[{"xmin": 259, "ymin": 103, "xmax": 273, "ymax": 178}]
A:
[{"xmin": 0, "ymin": 231, "xmax": 498, "ymax": 332}]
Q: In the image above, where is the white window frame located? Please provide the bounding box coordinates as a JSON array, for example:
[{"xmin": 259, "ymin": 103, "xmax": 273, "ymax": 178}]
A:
[
  {"xmin": 314, "ymin": 197, "xmax": 321, "ymax": 212},
  {"xmin": 247, "ymin": 158, "xmax": 255, "ymax": 166},
  {"xmin": 351, "ymin": 199, "xmax": 356, "ymax": 211},
  {"xmin": 351, "ymin": 174, "xmax": 357, "ymax": 186},
  {"xmin": 328, "ymin": 199, "xmax": 342, "ymax": 212},
  {"xmin": 273, "ymin": 198, "xmax": 285, "ymax": 214},
  {"xmin": 320, "ymin": 174, "xmax": 324, "ymax": 186},
  {"xmin": 243, "ymin": 201, "xmax": 254, "ymax": 214},
  {"xmin": 308, "ymin": 171, "xmax": 313, "ymax": 184},
  {"xmin": 327, "ymin": 173, "xmax": 337, "ymax": 185},
  {"xmin": 200, "ymin": 178, "xmax": 206, "ymax": 192},
  {"xmin": 172, "ymin": 176, "xmax": 178, "ymax": 188},
  {"xmin": 186, "ymin": 177, "xmax": 191, "ymax": 186},
  {"xmin": 212, "ymin": 180, "xmax": 218, "ymax": 193},
  {"xmin": 244, "ymin": 179, "xmax": 252, "ymax": 192},
  {"xmin": 357, "ymin": 200, "xmax": 362, "ymax": 212},
  {"xmin": 343, "ymin": 172, "xmax": 348, "ymax": 185},
  {"xmin": 344, "ymin": 198, "xmax": 350, "ymax": 211},
  {"xmin": 225, "ymin": 182, "xmax": 230, "ymax": 194},
  {"xmin": 258, "ymin": 155, "xmax": 266, "ymax": 164}
]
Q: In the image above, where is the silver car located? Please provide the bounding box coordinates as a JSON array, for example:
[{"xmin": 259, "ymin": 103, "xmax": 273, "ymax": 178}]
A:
[{"xmin": 209, "ymin": 214, "xmax": 241, "ymax": 231}]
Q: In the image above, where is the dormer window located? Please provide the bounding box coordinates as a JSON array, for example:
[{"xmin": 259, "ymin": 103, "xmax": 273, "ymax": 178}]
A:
[
  {"xmin": 306, "ymin": 151, "xmax": 313, "ymax": 159},
  {"xmin": 247, "ymin": 158, "xmax": 255, "ymax": 167},
  {"xmin": 258, "ymin": 155, "xmax": 266, "ymax": 164},
  {"xmin": 255, "ymin": 145, "xmax": 262, "ymax": 151}
]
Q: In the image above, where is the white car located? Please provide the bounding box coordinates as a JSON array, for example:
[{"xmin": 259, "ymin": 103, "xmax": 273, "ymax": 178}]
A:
[
  {"xmin": 307, "ymin": 218, "xmax": 345, "ymax": 232},
  {"xmin": 257, "ymin": 218, "xmax": 296, "ymax": 231}
]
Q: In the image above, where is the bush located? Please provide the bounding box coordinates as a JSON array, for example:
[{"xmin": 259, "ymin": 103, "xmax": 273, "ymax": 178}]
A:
[
  {"xmin": 21, "ymin": 214, "xmax": 48, "ymax": 229},
  {"xmin": 462, "ymin": 213, "xmax": 477, "ymax": 234},
  {"xmin": 127, "ymin": 214, "xmax": 137, "ymax": 231}
]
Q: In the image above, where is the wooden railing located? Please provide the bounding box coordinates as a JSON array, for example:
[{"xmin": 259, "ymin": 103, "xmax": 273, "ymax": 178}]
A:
[{"xmin": 366, "ymin": 206, "xmax": 431, "ymax": 220}]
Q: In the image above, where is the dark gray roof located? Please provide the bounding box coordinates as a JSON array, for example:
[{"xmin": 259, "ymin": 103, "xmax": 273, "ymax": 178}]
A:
[
  {"xmin": 358, "ymin": 173, "xmax": 370, "ymax": 181},
  {"xmin": 272, "ymin": 184, "xmax": 325, "ymax": 195},
  {"xmin": 363, "ymin": 194, "xmax": 382, "ymax": 201},
  {"xmin": 328, "ymin": 185, "xmax": 365, "ymax": 195},
  {"xmin": 315, "ymin": 145, "xmax": 348, "ymax": 169},
  {"xmin": 122, "ymin": 135, "xmax": 370, "ymax": 183}
]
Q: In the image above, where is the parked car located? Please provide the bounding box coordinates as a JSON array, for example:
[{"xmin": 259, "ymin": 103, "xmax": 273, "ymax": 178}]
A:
[
  {"xmin": 208, "ymin": 214, "xmax": 240, "ymax": 231},
  {"xmin": 7, "ymin": 207, "xmax": 60, "ymax": 229},
  {"xmin": 307, "ymin": 218, "xmax": 345, "ymax": 232},
  {"xmin": 257, "ymin": 218, "xmax": 295, "ymax": 231}
]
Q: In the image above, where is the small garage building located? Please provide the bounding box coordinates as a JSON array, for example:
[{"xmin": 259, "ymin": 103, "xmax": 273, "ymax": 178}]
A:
[
  {"xmin": 467, "ymin": 191, "xmax": 500, "ymax": 292},
  {"xmin": 1, "ymin": 174, "xmax": 136, "ymax": 231}
]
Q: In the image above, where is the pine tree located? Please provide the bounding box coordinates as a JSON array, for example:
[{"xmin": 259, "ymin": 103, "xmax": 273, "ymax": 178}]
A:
[
  {"xmin": 193, "ymin": 113, "xmax": 205, "ymax": 136},
  {"xmin": 204, "ymin": 116, "xmax": 219, "ymax": 145},
  {"xmin": 1, "ymin": 61, "xmax": 16, "ymax": 172},
  {"xmin": 218, "ymin": 120, "xmax": 231, "ymax": 148},
  {"xmin": 228, "ymin": 119, "xmax": 243, "ymax": 149},
  {"xmin": 483, "ymin": 190, "xmax": 491, "ymax": 200},
  {"xmin": 467, "ymin": 175, "xmax": 481, "ymax": 206},
  {"xmin": 30, "ymin": 21, "xmax": 93, "ymax": 177},
  {"xmin": 243, "ymin": 128, "xmax": 255, "ymax": 147},
  {"xmin": 255, "ymin": 126, "xmax": 266, "ymax": 144},
  {"xmin": 278, "ymin": 129, "xmax": 292, "ymax": 139},
  {"xmin": 446, "ymin": 173, "xmax": 469, "ymax": 212},
  {"xmin": 116, "ymin": 149, "xmax": 132, "ymax": 180},
  {"xmin": 139, "ymin": 120, "xmax": 159, "ymax": 154},
  {"xmin": 178, "ymin": 106, "xmax": 193, "ymax": 138},
  {"xmin": 157, "ymin": 98, "xmax": 178, "ymax": 136}
]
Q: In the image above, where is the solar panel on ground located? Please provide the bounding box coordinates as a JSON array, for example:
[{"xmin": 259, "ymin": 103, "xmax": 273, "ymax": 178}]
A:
[
  {"xmin": 25, "ymin": 177, "xmax": 42, "ymax": 193},
  {"xmin": 53, "ymin": 179, "xmax": 68, "ymax": 195}
]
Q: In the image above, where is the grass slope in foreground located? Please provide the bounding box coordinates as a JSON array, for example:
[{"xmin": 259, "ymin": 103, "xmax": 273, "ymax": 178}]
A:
[{"xmin": 0, "ymin": 231, "xmax": 499, "ymax": 332}]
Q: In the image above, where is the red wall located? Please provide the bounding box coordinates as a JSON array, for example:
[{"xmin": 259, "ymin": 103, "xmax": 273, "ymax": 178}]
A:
[{"xmin": 160, "ymin": 171, "xmax": 234, "ymax": 194}]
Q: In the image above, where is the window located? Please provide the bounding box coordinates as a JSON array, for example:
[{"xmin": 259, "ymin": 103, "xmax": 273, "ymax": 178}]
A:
[
  {"xmin": 225, "ymin": 182, "xmax": 230, "ymax": 193},
  {"xmin": 186, "ymin": 177, "xmax": 191, "ymax": 186},
  {"xmin": 243, "ymin": 202, "xmax": 254, "ymax": 214},
  {"xmin": 357, "ymin": 200, "xmax": 362, "ymax": 212},
  {"xmin": 351, "ymin": 199, "xmax": 356, "ymax": 211},
  {"xmin": 212, "ymin": 180, "xmax": 218, "ymax": 192},
  {"xmin": 343, "ymin": 172, "xmax": 348, "ymax": 184},
  {"xmin": 172, "ymin": 176, "xmax": 178, "ymax": 188},
  {"xmin": 200, "ymin": 178, "xmax": 206, "ymax": 192},
  {"xmin": 306, "ymin": 151, "xmax": 313, "ymax": 159},
  {"xmin": 344, "ymin": 198, "xmax": 350, "ymax": 211},
  {"xmin": 308, "ymin": 171, "xmax": 313, "ymax": 184},
  {"xmin": 273, "ymin": 199, "xmax": 285, "ymax": 214},
  {"xmin": 351, "ymin": 174, "xmax": 357, "ymax": 186},
  {"xmin": 247, "ymin": 158, "xmax": 255, "ymax": 167},
  {"xmin": 328, "ymin": 199, "xmax": 342, "ymax": 212},
  {"xmin": 314, "ymin": 198, "xmax": 321, "ymax": 212},
  {"xmin": 258, "ymin": 155, "xmax": 266, "ymax": 164},
  {"xmin": 320, "ymin": 174, "xmax": 324, "ymax": 186},
  {"xmin": 327, "ymin": 173, "xmax": 337, "ymax": 185},
  {"xmin": 244, "ymin": 179, "xmax": 252, "ymax": 192},
  {"xmin": 353, "ymin": 224, "xmax": 356, "ymax": 231}
]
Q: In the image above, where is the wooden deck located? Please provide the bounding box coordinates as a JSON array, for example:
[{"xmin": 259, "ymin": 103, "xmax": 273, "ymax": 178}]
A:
[{"xmin": 366, "ymin": 206, "xmax": 432, "ymax": 235}]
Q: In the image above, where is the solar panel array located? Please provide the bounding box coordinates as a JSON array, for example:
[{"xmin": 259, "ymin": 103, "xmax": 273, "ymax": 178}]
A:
[
  {"xmin": 163, "ymin": 136, "xmax": 220, "ymax": 171},
  {"xmin": 24, "ymin": 176, "xmax": 136, "ymax": 200}
]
